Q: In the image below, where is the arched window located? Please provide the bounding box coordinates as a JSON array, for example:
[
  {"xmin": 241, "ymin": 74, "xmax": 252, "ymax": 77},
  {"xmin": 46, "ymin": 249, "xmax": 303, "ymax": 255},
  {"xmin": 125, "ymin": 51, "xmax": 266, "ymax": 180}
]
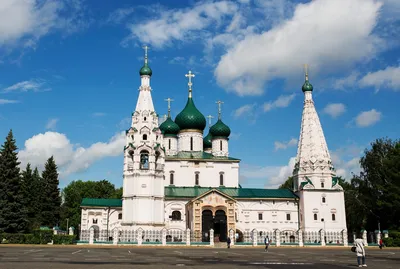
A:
[
  {"xmin": 170, "ymin": 173, "xmax": 174, "ymax": 185},
  {"xmin": 322, "ymin": 197, "xmax": 326, "ymax": 203},
  {"xmin": 171, "ymin": 211, "xmax": 181, "ymax": 221},
  {"xmin": 143, "ymin": 134, "xmax": 147, "ymax": 140},
  {"xmin": 168, "ymin": 139, "xmax": 171, "ymax": 150},
  {"xmin": 332, "ymin": 214, "xmax": 336, "ymax": 221},
  {"xmin": 219, "ymin": 174, "xmax": 224, "ymax": 186},
  {"xmin": 220, "ymin": 140, "xmax": 222, "ymax": 151},
  {"xmin": 140, "ymin": 150, "xmax": 149, "ymax": 169},
  {"xmin": 118, "ymin": 213, "xmax": 122, "ymax": 220},
  {"xmin": 190, "ymin": 137, "xmax": 193, "ymax": 151},
  {"xmin": 314, "ymin": 213, "xmax": 318, "ymax": 220},
  {"xmin": 321, "ymin": 182, "xmax": 324, "ymax": 188},
  {"xmin": 144, "ymin": 117, "xmax": 147, "ymax": 121},
  {"xmin": 195, "ymin": 173, "xmax": 199, "ymax": 185}
]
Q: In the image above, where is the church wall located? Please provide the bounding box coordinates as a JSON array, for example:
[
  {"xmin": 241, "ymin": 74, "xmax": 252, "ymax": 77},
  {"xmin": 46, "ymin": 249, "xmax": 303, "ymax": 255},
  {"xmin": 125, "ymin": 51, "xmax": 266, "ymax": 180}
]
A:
[
  {"xmin": 81, "ymin": 207, "xmax": 122, "ymax": 231},
  {"xmin": 235, "ymin": 199, "xmax": 299, "ymax": 233},
  {"xmin": 164, "ymin": 160, "xmax": 239, "ymax": 187},
  {"xmin": 164, "ymin": 137, "xmax": 178, "ymax": 156},
  {"xmin": 211, "ymin": 138, "xmax": 228, "ymax": 157},
  {"xmin": 178, "ymin": 131, "xmax": 203, "ymax": 151},
  {"xmin": 299, "ymin": 190, "xmax": 347, "ymax": 231},
  {"xmin": 164, "ymin": 199, "xmax": 188, "ymax": 231}
]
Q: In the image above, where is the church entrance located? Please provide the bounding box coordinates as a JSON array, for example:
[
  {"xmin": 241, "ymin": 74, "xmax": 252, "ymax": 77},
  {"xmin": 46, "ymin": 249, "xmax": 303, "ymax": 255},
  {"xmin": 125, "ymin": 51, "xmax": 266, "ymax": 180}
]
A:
[{"xmin": 201, "ymin": 209, "xmax": 227, "ymax": 242}]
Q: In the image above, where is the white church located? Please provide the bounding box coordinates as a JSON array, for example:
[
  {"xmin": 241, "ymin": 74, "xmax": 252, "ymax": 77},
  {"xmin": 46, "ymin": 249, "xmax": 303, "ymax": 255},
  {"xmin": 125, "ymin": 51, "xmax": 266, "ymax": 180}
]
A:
[{"xmin": 79, "ymin": 49, "xmax": 348, "ymax": 246}]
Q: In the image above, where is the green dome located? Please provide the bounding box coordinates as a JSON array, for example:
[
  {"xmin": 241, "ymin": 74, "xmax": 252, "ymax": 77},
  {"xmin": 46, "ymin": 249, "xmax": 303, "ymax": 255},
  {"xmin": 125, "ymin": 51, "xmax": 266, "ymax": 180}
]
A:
[
  {"xmin": 210, "ymin": 119, "xmax": 231, "ymax": 138},
  {"xmin": 203, "ymin": 132, "xmax": 212, "ymax": 149},
  {"xmin": 139, "ymin": 63, "xmax": 152, "ymax": 76},
  {"xmin": 159, "ymin": 116, "xmax": 180, "ymax": 137},
  {"xmin": 175, "ymin": 98, "xmax": 206, "ymax": 131},
  {"xmin": 302, "ymin": 80, "xmax": 313, "ymax": 92}
]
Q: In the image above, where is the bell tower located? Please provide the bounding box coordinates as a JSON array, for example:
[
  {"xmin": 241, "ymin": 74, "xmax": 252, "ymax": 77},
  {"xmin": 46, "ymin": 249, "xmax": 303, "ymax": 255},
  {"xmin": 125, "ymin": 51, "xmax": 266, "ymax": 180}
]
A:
[{"xmin": 122, "ymin": 46, "xmax": 165, "ymax": 228}]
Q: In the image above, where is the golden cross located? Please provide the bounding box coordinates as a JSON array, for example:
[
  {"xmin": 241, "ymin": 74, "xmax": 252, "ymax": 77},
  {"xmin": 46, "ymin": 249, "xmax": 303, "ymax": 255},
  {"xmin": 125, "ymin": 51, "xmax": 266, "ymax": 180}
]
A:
[
  {"xmin": 143, "ymin": 45, "xmax": 149, "ymax": 63},
  {"xmin": 164, "ymin": 98, "xmax": 174, "ymax": 117},
  {"xmin": 216, "ymin": 100, "xmax": 224, "ymax": 119},
  {"xmin": 185, "ymin": 70, "xmax": 195, "ymax": 97},
  {"xmin": 304, "ymin": 64, "xmax": 309, "ymax": 81},
  {"xmin": 206, "ymin": 115, "xmax": 214, "ymax": 127}
]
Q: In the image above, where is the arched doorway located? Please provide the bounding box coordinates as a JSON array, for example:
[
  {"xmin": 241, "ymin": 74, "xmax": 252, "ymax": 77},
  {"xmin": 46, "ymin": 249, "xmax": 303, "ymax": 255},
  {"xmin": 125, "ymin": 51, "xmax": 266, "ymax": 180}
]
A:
[
  {"xmin": 202, "ymin": 210, "xmax": 213, "ymax": 242},
  {"xmin": 214, "ymin": 210, "xmax": 227, "ymax": 242}
]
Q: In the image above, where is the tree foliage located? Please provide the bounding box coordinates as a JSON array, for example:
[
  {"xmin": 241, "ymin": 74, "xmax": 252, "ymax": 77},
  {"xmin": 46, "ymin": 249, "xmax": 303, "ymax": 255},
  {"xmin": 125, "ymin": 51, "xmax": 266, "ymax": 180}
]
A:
[
  {"xmin": 0, "ymin": 130, "xmax": 28, "ymax": 233},
  {"xmin": 41, "ymin": 156, "xmax": 61, "ymax": 227},
  {"xmin": 279, "ymin": 176, "xmax": 294, "ymax": 190},
  {"xmin": 60, "ymin": 180, "xmax": 122, "ymax": 230}
]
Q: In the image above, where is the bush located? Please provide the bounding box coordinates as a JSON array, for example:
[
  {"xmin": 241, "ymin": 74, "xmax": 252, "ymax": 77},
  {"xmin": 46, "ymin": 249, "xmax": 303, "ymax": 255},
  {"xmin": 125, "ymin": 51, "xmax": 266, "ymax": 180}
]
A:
[
  {"xmin": 0, "ymin": 233, "xmax": 26, "ymax": 244},
  {"xmin": 32, "ymin": 230, "xmax": 53, "ymax": 244},
  {"xmin": 53, "ymin": 235, "xmax": 76, "ymax": 245},
  {"xmin": 383, "ymin": 231, "xmax": 400, "ymax": 247},
  {"xmin": 24, "ymin": 234, "xmax": 40, "ymax": 244}
]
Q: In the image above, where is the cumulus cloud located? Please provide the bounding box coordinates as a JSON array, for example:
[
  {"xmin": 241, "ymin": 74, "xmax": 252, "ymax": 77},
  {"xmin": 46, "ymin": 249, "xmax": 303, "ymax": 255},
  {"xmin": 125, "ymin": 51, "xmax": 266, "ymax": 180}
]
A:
[
  {"xmin": 355, "ymin": 109, "xmax": 382, "ymax": 127},
  {"xmin": 274, "ymin": 138, "xmax": 298, "ymax": 151},
  {"xmin": 359, "ymin": 65, "xmax": 400, "ymax": 91},
  {"xmin": 330, "ymin": 144, "xmax": 364, "ymax": 179},
  {"xmin": 0, "ymin": 99, "xmax": 19, "ymax": 104},
  {"xmin": 215, "ymin": 0, "xmax": 383, "ymax": 95},
  {"xmin": 323, "ymin": 103, "xmax": 346, "ymax": 118},
  {"xmin": 106, "ymin": 7, "xmax": 135, "ymax": 24},
  {"xmin": 2, "ymin": 79, "xmax": 50, "ymax": 92},
  {"xmin": 18, "ymin": 131, "xmax": 125, "ymax": 178},
  {"xmin": 263, "ymin": 94, "xmax": 295, "ymax": 112},
  {"xmin": 45, "ymin": 118, "xmax": 59, "ymax": 130},
  {"xmin": 233, "ymin": 104, "xmax": 256, "ymax": 118}
]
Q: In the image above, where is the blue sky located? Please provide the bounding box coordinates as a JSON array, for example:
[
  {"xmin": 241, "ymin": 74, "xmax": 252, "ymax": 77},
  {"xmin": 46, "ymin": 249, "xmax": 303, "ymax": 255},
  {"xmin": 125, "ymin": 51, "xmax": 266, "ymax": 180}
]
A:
[{"xmin": 0, "ymin": 0, "xmax": 399, "ymax": 189}]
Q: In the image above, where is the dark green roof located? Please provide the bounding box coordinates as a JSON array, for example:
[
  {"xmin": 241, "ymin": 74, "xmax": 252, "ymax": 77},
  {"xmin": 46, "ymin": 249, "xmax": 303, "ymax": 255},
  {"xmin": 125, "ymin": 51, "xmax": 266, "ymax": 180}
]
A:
[
  {"xmin": 210, "ymin": 119, "xmax": 231, "ymax": 138},
  {"xmin": 203, "ymin": 131, "xmax": 212, "ymax": 149},
  {"xmin": 165, "ymin": 186, "xmax": 298, "ymax": 199},
  {"xmin": 302, "ymin": 80, "xmax": 313, "ymax": 92},
  {"xmin": 81, "ymin": 198, "xmax": 122, "ymax": 207},
  {"xmin": 175, "ymin": 97, "xmax": 206, "ymax": 131},
  {"xmin": 139, "ymin": 63, "xmax": 152, "ymax": 76},
  {"xmin": 159, "ymin": 116, "xmax": 180, "ymax": 136},
  {"xmin": 165, "ymin": 151, "xmax": 240, "ymax": 162}
]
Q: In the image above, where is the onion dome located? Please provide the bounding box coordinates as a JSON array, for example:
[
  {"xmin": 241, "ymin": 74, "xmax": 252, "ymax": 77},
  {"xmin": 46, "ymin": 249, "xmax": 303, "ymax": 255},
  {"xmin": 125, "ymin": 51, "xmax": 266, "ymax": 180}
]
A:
[
  {"xmin": 210, "ymin": 119, "xmax": 231, "ymax": 138},
  {"xmin": 302, "ymin": 65, "xmax": 313, "ymax": 92},
  {"xmin": 175, "ymin": 97, "xmax": 206, "ymax": 131},
  {"xmin": 203, "ymin": 132, "xmax": 212, "ymax": 149},
  {"xmin": 159, "ymin": 116, "xmax": 180, "ymax": 137},
  {"xmin": 139, "ymin": 45, "xmax": 152, "ymax": 76}
]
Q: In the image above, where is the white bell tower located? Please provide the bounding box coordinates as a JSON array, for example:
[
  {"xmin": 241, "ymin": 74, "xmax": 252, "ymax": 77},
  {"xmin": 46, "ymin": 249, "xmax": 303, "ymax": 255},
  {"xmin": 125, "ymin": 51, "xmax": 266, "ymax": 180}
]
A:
[{"xmin": 122, "ymin": 46, "xmax": 165, "ymax": 228}]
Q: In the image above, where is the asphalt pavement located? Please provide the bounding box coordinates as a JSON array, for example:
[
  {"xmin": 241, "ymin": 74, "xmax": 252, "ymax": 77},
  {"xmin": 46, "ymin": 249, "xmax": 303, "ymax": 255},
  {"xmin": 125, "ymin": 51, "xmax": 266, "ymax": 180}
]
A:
[{"xmin": 0, "ymin": 245, "xmax": 398, "ymax": 269}]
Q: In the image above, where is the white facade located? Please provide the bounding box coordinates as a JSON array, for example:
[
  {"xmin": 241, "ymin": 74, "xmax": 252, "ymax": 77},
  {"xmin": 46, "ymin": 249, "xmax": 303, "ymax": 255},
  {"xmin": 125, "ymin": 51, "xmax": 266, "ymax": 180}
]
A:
[{"xmin": 80, "ymin": 59, "xmax": 347, "ymax": 245}]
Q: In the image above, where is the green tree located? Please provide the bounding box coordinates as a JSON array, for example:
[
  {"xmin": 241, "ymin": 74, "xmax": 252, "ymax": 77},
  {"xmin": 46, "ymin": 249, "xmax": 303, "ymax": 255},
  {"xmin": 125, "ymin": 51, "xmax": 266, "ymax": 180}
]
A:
[
  {"xmin": 279, "ymin": 176, "xmax": 294, "ymax": 190},
  {"xmin": 21, "ymin": 164, "xmax": 43, "ymax": 231},
  {"xmin": 60, "ymin": 180, "xmax": 120, "ymax": 230},
  {"xmin": 0, "ymin": 130, "xmax": 28, "ymax": 233},
  {"xmin": 31, "ymin": 167, "xmax": 43, "ymax": 229},
  {"xmin": 41, "ymin": 156, "xmax": 61, "ymax": 227}
]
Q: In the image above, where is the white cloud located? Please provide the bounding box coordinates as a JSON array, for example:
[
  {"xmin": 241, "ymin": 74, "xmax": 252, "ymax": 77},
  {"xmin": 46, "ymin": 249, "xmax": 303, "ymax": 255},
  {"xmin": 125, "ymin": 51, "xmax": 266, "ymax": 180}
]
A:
[
  {"xmin": 3, "ymin": 79, "xmax": 50, "ymax": 92},
  {"xmin": 323, "ymin": 103, "xmax": 346, "ymax": 118},
  {"xmin": 229, "ymin": 132, "xmax": 241, "ymax": 140},
  {"xmin": 333, "ymin": 72, "xmax": 360, "ymax": 90},
  {"xmin": 45, "ymin": 118, "xmax": 59, "ymax": 130},
  {"xmin": 106, "ymin": 7, "xmax": 135, "ymax": 24},
  {"xmin": 0, "ymin": 99, "xmax": 19, "ymax": 104},
  {"xmin": 215, "ymin": 0, "xmax": 384, "ymax": 96},
  {"xmin": 123, "ymin": 1, "xmax": 238, "ymax": 48},
  {"xmin": 330, "ymin": 144, "xmax": 364, "ymax": 179},
  {"xmin": 355, "ymin": 109, "xmax": 382, "ymax": 127},
  {"xmin": 92, "ymin": 112, "xmax": 107, "ymax": 117},
  {"xmin": 263, "ymin": 94, "xmax": 295, "ymax": 112},
  {"xmin": 233, "ymin": 103, "xmax": 255, "ymax": 118},
  {"xmin": 18, "ymin": 131, "xmax": 125, "ymax": 178},
  {"xmin": 274, "ymin": 138, "xmax": 298, "ymax": 151},
  {"xmin": 359, "ymin": 65, "xmax": 400, "ymax": 91}
]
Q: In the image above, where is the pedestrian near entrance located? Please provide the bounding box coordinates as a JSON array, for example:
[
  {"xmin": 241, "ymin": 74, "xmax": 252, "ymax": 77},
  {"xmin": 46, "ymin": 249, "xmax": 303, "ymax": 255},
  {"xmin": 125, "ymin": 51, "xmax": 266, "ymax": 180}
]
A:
[
  {"xmin": 264, "ymin": 236, "xmax": 270, "ymax": 252},
  {"xmin": 227, "ymin": 236, "xmax": 231, "ymax": 248},
  {"xmin": 354, "ymin": 235, "xmax": 367, "ymax": 267},
  {"xmin": 379, "ymin": 238, "xmax": 384, "ymax": 249}
]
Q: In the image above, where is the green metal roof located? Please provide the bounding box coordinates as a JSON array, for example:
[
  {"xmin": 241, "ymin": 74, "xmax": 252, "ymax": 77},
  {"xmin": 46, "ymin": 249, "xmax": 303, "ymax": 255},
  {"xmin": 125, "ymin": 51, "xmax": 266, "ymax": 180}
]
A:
[
  {"xmin": 164, "ymin": 186, "xmax": 298, "ymax": 199},
  {"xmin": 165, "ymin": 151, "xmax": 240, "ymax": 162},
  {"xmin": 81, "ymin": 198, "xmax": 122, "ymax": 207},
  {"xmin": 210, "ymin": 119, "xmax": 231, "ymax": 138},
  {"xmin": 175, "ymin": 97, "xmax": 206, "ymax": 131}
]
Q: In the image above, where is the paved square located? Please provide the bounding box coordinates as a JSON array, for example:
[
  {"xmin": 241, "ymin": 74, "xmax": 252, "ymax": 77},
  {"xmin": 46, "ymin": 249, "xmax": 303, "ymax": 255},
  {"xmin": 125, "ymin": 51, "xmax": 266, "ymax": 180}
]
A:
[{"xmin": 0, "ymin": 246, "xmax": 398, "ymax": 269}]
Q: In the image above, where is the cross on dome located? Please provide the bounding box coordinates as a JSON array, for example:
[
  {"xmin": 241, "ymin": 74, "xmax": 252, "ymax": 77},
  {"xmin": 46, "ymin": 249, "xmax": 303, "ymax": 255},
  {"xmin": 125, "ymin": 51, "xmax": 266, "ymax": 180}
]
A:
[
  {"xmin": 164, "ymin": 98, "xmax": 174, "ymax": 117},
  {"xmin": 185, "ymin": 70, "xmax": 195, "ymax": 98},
  {"xmin": 304, "ymin": 64, "xmax": 309, "ymax": 81},
  {"xmin": 206, "ymin": 115, "xmax": 214, "ymax": 128},
  {"xmin": 216, "ymin": 100, "xmax": 224, "ymax": 119},
  {"xmin": 143, "ymin": 45, "xmax": 149, "ymax": 63}
]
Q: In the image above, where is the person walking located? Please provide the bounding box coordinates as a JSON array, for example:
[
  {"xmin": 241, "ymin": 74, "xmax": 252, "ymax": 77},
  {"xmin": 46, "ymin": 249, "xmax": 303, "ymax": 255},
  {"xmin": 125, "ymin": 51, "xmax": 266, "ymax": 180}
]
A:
[
  {"xmin": 264, "ymin": 236, "xmax": 270, "ymax": 252},
  {"xmin": 227, "ymin": 236, "xmax": 231, "ymax": 249},
  {"xmin": 379, "ymin": 238, "xmax": 384, "ymax": 249},
  {"xmin": 354, "ymin": 235, "xmax": 367, "ymax": 267}
]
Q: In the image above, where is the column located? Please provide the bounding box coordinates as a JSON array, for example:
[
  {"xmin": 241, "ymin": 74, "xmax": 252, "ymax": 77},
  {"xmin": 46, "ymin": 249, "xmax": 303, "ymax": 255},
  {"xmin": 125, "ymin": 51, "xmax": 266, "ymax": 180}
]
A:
[
  {"xmin": 342, "ymin": 229, "xmax": 348, "ymax": 246},
  {"xmin": 298, "ymin": 230, "xmax": 304, "ymax": 247},
  {"xmin": 362, "ymin": 230, "xmax": 368, "ymax": 246},
  {"xmin": 229, "ymin": 229, "xmax": 235, "ymax": 247},
  {"xmin": 89, "ymin": 227, "xmax": 94, "ymax": 245},
  {"xmin": 320, "ymin": 230, "xmax": 326, "ymax": 246},
  {"xmin": 252, "ymin": 230, "xmax": 258, "ymax": 246},
  {"xmin": 113, "ymin": 229, "xmax": 119, "ymax": 245},
  {"xmin": 375, "ymin": 230, "xmax": 381, "ymax": 245},
  {"xmin": 275, "ymin": 229, "xmax": 280, "ymax": 247},
  {"xmin": 186, "ymin": 229, "xmax": 191, "ymax": 246},
  {"xmin": 138, "ymin": 229, "xmax": 143, "ymax": 245},
  {"xmin": 210, "ymin": 229, "xmax": 214, "ymax": 246},
  {"xmin": 69, "ymin": 227, "xmax": 74, "ymax": 236},
  {"xmin": 383, "ymin": 230, "xmax": 389, "ymax": 238},
  {"xmin": 162, "ymin": 229, "xmax": 167, "ymax": 246}
]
